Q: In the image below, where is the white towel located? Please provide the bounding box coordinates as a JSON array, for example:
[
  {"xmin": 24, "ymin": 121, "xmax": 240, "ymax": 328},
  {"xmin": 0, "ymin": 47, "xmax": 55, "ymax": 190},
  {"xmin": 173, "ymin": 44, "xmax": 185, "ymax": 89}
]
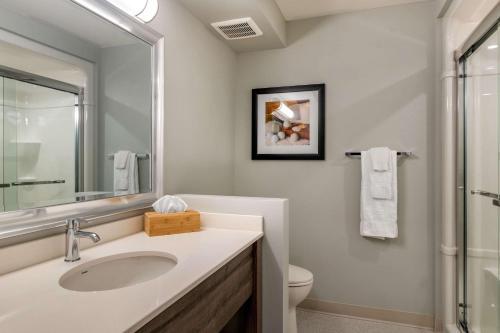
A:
[
  {"xmin": 114, "ymin": 150, "xmax": 130, "ymax": 169},
  {"xmin": 113, "ymin": 151, "xmax": 139, "ymax": 194},
  {"xmin": 369, "ymin": 147, "xmax": 393, "ymax": 200},
  {"xmin": 360, "ymin": 149, "xmax": 398, "ymax": 239},
  {"xmin": 370, "ymin": 147, "xmax": 391, "ymax": 171},
  {"xmin": 114, "ymin": 151, "xmax": 130, "ymax": 191},
  {"xmin": 128, "ymin": 153, "xmax": 139, "ymax": 194}
]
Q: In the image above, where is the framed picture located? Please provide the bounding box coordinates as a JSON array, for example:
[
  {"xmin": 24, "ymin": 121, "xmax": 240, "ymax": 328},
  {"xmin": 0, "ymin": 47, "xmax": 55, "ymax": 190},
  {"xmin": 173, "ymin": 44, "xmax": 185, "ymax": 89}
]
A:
[{"xmin": 252, "ymin": 84, "xmax": 325, "ymax": 160}]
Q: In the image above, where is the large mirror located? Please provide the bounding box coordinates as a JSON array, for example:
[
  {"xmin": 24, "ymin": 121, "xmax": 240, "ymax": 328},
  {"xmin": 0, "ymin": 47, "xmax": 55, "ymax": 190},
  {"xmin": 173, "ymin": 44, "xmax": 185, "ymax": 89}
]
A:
[{"xmin": 0, "ymin": 0, "xmax": 161, "ymax": 217}]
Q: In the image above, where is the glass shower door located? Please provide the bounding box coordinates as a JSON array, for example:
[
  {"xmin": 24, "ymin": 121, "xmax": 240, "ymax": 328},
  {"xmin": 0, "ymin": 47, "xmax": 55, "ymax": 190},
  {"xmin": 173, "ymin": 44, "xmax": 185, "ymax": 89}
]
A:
[
  {"xmin": 458, "ymin": 23, "xmax": 500, "ymax": 333},
  {"xmin": 2, "ymin": 76, "xmax": 78, "ymax": 210}
]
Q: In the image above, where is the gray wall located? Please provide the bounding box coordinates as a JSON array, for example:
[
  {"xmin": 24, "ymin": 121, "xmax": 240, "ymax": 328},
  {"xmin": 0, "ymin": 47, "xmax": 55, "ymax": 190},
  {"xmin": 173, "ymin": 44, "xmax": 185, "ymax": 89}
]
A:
[
  {"xmin": 433, "ymin": 9, "xmax": 443, "ymax": 325},
  {"xmin": 233, "ymin": 1, "xmax": 437, "ymax": 315},
  {"xmin": 97, "ymin": 43, "xmax": 152, "ymax": 193},
  {"xmin": 149, "ymin": 0, "xmax": 237, "ymax": 196}
]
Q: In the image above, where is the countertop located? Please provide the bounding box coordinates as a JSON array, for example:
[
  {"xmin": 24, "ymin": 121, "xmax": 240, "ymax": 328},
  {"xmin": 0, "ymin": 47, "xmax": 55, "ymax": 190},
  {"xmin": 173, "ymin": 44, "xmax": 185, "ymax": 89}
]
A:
[{"xmin": 0, "ymin": 213, "xmax": 263, "ymax": 333}]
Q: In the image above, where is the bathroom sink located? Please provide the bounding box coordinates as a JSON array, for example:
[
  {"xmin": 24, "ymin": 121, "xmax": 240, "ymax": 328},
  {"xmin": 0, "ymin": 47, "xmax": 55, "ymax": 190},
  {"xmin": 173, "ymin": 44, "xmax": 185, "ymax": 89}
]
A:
[{"xmin": 59, "ymin": 251, "xmax": 177, "ymax": 292}]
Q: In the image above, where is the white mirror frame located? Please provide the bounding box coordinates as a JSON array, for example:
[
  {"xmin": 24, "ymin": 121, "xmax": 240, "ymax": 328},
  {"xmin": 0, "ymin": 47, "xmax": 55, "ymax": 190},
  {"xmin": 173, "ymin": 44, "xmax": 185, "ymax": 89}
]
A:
[{"xmin": 0, "ymin": 0, "xmax": 164, "ymax": 246}]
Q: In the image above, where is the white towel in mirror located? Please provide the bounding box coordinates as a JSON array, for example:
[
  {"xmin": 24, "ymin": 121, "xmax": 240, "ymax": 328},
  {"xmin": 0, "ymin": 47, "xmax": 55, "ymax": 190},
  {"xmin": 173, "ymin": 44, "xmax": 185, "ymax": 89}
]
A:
[{"xmin": 113, "ymin": 151, "xmax": 139, "ymax": 194}]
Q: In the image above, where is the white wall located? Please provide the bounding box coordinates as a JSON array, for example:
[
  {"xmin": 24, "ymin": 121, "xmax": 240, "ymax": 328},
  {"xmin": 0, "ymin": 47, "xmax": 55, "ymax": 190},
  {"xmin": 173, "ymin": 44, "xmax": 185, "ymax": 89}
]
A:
[
  {"xmin": 148, "ymin": 0, "xmax": 237, "ymax": 196},
  {"xmin": 233, "ymin": 1, "xmax": 437, "ymax": 316}
]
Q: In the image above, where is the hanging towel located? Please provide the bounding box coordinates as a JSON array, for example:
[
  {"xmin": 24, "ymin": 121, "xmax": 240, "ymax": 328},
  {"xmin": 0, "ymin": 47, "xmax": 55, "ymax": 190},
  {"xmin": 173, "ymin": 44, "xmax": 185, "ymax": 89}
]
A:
[
  {"xmin": 113, "ymin": 151, "xmax": 139, "ymax": 194},
  {"xmin": 114, "ymin": 150, "xmax": 130, "ymax": 169},
  {"xmin": 360, "ymin": 148, "xmax": 398, "ymax": 239},
  {"xmin": 369, "ymin": 147, "xmax": 393, "ymax": 200},
  {"xmin": 370, "ymin": 147, "xmax": 391, "ymax": 171},
  {"xmin": 127, "ymin": 153, "xmax": 139, "ymax": 194},
  {"xmin": 114, "ymin": 151, "xmax": 130, "ymax": 191}
]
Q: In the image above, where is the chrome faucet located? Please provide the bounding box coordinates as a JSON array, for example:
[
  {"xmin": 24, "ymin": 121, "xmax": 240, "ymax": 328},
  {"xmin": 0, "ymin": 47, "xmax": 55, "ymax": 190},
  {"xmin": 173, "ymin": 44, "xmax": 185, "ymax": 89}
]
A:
[{"xmin": 65, "ymin": 218, "xmax": 101, "ymax": 262}]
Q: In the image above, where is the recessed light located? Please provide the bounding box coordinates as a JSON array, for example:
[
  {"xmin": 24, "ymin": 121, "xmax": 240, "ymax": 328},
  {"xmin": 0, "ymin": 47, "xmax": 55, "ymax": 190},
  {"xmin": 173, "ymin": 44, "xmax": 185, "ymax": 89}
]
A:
[
  {"xmin": 482, "ymin": 93, "xmax": 493, "ymax": 96},
  {"xmin": 488, "ymin": 44, "xmax": 498, "ymax": 50}
]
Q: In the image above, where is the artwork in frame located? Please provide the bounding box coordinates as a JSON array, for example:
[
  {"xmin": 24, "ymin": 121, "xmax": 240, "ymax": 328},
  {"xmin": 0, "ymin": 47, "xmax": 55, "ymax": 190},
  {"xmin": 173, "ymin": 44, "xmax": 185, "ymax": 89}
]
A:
[{"xmin": 252, "ymin": 84, "xmax": 325, "ymax": 160}]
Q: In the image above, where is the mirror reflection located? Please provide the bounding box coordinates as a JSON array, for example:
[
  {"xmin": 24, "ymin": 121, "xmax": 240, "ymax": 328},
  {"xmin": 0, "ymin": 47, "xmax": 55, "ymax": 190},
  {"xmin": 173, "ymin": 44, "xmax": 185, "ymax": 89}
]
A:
[{"xmin": 0, "ymin": 0, "xmax": 153, "ymax": 213}]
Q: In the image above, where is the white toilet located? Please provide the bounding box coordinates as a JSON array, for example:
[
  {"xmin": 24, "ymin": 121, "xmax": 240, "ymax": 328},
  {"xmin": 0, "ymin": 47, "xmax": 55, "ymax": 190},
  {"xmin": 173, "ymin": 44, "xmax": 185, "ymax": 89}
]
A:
[{"xmin": 288, "ymin": 264, "xmax": 314, "ymax": 333}]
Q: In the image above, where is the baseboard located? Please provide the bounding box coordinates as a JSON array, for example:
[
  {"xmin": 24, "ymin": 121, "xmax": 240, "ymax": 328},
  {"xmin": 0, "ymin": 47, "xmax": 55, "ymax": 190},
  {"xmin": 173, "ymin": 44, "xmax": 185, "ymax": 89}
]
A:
[{"xmin": 299, "ymin": 298, "xmax": 435, "ymax": 329}]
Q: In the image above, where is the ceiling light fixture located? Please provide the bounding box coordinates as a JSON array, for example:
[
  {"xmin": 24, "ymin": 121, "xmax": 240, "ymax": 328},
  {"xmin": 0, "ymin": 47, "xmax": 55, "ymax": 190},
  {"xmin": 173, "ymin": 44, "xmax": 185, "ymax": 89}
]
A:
[
  {"xmin": 488, "ymin": 44, "xmax": 498, "ymax": 50},
  {"xmin": 105, "ymin": 0, "xmax": 159, "ymax": 23},
  {"xmin": 137, "ymin": 0, "xmax": 159, "ymax": 23}
]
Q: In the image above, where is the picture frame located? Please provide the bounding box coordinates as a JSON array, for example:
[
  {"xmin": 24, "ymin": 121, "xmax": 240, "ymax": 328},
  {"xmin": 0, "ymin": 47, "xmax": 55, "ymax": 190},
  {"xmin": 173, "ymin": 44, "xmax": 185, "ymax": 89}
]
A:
[{"xmin": 252, "ymin": 84, "xmax": 325, "ymax": 160}]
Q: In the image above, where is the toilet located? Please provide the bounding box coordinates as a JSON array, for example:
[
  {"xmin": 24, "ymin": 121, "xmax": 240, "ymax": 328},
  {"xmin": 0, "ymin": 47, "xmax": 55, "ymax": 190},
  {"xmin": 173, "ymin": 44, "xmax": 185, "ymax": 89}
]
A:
[{"xmin": 288, "ymin": 264, "xmax": 314, "ymax": 333}]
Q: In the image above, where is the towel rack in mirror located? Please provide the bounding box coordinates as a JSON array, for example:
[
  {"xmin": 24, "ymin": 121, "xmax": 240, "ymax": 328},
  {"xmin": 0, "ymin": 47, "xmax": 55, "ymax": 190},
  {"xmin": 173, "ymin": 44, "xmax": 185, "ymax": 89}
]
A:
[
  {"xmin": 345, "ymin": 151, "xmax": 413, "ymax": 159},
  {"xmin": 106, "ymin": 153, "xmax": 150, "ymax": 160}
]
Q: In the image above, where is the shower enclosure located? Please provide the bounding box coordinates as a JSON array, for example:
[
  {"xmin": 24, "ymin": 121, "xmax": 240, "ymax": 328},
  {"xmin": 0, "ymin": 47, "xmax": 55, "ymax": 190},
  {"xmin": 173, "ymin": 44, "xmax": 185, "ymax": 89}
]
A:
[
  {"xmin": 457, "ymin": 21, "xmax": 499, "ymax": 333},
  {"xmin": 0, "ymin": 66, "xmax": 82, "ymax": 212}
]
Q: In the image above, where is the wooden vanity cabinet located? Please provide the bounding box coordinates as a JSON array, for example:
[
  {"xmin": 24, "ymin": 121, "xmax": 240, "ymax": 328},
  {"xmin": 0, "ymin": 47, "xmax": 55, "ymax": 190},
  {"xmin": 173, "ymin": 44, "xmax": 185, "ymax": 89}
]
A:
[{"xmin": 137, "ymin": 240, "xmax": 262, "ymax": 333}]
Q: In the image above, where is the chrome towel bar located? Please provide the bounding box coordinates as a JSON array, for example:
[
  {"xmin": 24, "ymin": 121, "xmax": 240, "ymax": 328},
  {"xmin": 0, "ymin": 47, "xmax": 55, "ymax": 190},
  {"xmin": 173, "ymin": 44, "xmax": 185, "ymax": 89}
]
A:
[
  {"xmin": 106, "ymin": 153, "xmax": 150, "ymax": 160},
  {"xmin": 12, "ymin": 180, "xmax": 66, "ymax": 186},
  {"xmin": 345, "ymin": 151, "xmax": 413, "ymax": 158}
]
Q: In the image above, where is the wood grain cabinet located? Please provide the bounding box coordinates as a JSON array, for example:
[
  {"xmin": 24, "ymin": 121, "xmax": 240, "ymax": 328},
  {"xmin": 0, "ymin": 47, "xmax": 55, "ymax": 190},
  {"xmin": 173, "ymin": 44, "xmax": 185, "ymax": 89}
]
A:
[{"xmin": 137, "ymin": 240, "xmax": 262, "ymax": 333}]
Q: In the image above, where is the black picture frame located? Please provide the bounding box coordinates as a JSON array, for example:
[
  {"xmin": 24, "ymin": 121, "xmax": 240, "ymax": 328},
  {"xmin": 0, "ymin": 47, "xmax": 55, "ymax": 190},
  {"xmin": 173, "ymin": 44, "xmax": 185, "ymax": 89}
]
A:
[{"xmin": 252, "ymin": 84, "xmax": 325, "ymax": 160}]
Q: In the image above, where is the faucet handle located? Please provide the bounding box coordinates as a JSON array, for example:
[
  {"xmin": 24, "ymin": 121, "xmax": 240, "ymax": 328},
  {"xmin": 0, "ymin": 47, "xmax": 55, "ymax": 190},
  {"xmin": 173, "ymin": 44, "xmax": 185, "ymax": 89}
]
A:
[{"xmin": 66, "ymin": 217, "xmax": 86, "ymax": 230}]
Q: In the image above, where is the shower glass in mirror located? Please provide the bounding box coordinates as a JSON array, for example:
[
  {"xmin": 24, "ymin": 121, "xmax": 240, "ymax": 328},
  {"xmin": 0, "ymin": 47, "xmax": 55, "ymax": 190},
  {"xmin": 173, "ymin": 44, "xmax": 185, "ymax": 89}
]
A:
[{"xmin": 0, "ymin": 0, "xmax": 153, "ymax": 213}]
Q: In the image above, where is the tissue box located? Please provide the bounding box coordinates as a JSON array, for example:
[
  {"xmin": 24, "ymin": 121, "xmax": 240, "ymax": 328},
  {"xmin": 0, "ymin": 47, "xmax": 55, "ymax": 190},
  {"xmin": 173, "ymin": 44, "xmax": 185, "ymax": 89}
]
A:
[{"xmin": 144, "ymin": 210, "xmax": 201, "ymax": 237}]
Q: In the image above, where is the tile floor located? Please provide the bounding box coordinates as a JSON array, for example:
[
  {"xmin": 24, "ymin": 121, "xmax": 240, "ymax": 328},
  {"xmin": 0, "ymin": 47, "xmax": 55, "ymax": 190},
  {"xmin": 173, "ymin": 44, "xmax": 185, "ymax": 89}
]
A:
[{"xmin": 297, "ymin": 308, "xmax": 435, "ymax": 333}]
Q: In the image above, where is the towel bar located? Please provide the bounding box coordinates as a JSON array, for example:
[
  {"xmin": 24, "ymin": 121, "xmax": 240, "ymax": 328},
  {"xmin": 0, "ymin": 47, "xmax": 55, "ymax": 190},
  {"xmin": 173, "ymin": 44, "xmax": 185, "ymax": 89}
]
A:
[
  {"xmin": 11, "ymin": 180, "xmax": 65, "ymax": 186},
  {"xmin": 106, "ymin": 153, "xmax": 150, "ymax": 160},
  {"xmin": 345, "ymin": 151, "xmax": 413, "ymax": 158}
]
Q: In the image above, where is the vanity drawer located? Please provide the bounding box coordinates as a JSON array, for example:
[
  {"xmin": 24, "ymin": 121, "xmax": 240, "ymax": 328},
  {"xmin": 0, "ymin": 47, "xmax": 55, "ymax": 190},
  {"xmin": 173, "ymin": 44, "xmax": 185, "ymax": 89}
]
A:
[{"xmin": 137, "ymin": 240, "xmax": 262, "ymax": 333}]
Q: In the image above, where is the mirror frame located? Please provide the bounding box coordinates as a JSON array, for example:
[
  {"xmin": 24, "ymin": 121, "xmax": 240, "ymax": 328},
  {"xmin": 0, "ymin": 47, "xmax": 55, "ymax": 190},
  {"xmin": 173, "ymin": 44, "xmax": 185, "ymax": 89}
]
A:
[{"xmin": 0, "ymin": 0, "xmax": 164, "ymax": 246}]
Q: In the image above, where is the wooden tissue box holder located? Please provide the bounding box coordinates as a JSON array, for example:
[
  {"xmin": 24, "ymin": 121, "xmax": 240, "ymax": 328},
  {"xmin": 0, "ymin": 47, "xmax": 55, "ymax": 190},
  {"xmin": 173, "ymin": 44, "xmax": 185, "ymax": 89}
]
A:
[{"xmin": 144, "ymin": 210, "xmax": 201, "ymax": 237}]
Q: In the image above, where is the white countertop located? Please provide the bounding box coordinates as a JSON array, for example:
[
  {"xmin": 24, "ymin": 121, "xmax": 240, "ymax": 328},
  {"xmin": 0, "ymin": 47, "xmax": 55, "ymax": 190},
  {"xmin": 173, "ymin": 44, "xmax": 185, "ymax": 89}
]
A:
[{"xmin": 0, "ymin": 214, "xmax": 263, "ymax": 333}]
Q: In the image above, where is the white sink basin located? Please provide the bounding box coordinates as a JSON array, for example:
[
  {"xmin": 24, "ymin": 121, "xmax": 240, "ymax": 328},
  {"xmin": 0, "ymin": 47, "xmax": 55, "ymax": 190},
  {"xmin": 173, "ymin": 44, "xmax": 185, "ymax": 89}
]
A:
[{"xmin": 59, "ymin": 251, "xmax": 177, "ymax": 292}]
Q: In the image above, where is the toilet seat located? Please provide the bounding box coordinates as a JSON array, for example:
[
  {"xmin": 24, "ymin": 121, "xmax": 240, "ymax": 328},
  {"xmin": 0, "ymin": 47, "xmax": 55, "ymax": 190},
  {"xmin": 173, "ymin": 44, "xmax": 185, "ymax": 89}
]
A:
[{"xmin": 289, "ymin": 264, "xmax": 313, "ymax": 287}]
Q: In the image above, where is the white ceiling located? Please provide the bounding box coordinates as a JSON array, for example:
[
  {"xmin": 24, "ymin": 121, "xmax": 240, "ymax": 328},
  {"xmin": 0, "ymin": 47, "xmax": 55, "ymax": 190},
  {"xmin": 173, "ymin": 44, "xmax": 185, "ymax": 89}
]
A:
[
  {"xmin": 179, "ymin": 0, "xmax": 287, "ymax": 52},
  {"xmin": 274, "ymin": 0, "xmax": 432, "ymax": 21}
]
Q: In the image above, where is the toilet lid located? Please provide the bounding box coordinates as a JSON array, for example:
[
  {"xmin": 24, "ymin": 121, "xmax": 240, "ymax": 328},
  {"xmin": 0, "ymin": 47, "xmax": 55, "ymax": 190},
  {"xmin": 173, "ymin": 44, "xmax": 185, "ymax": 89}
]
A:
[{"xmin": 289, "ymin": 264, "xmax": 313, "ymax": 286}]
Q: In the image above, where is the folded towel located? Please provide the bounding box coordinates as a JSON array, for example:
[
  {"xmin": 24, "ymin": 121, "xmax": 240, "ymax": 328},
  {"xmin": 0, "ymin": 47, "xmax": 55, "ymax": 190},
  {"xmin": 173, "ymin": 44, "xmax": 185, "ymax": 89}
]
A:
[
  {"xmin": 128, "ymin": 153, "xmax": 139, "ymax": 194},
  {"xmin": 113, "ymin": 151, "xmax": 139, "ymax": 194},
  {"xmin": 114, "ymin": 150, "xmax": 130, "ymax": 169},
  {"xmin": 360, "ymin": 149, "xmax": 398, "ymax": 239},
  {"xmin": 370, "ymin": 147, "xmax": 391, "ymax": 171},
  {"xmin": 114, "ymin": 151, "xmax": 130, "ymax": 191},
  {"xmin": 369, "ymin": 147, "xmax": 393, "ymax": 200},
  {"xmin": 370, "ymin": 172, "xmax": 393, "ymax": 200}
]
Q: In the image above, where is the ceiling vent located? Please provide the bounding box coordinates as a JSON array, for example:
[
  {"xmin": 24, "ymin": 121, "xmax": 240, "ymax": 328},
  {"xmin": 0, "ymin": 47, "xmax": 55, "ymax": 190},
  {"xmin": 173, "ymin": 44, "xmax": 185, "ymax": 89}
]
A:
[{"xmin": 211, "ymin": 18, "xmax": 263, "ymax": 40}]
